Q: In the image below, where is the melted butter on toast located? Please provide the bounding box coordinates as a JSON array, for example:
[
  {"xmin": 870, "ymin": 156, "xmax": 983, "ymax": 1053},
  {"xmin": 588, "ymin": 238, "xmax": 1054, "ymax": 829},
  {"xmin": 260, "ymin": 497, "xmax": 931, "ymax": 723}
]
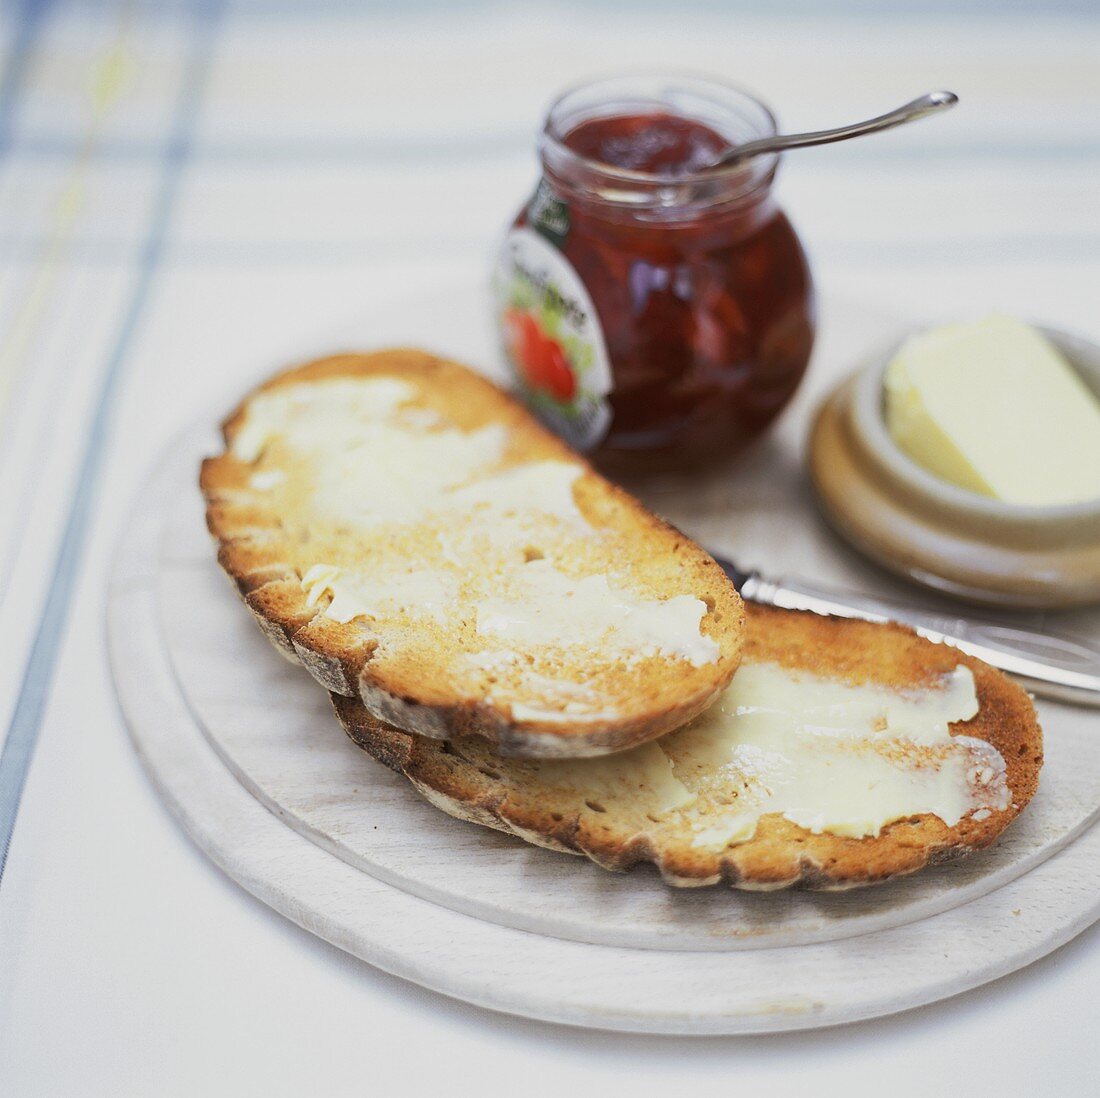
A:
[{"xmin": 533, "ymin": 662, "xmax": 1009, "ymax": 845}]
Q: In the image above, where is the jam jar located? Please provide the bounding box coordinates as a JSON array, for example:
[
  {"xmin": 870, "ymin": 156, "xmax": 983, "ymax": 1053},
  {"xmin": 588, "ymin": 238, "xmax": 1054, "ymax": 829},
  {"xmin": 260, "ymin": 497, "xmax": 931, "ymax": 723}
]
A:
[{"xmin": 493, "ymin": 75, "xmax": 815, "ymax": 473}]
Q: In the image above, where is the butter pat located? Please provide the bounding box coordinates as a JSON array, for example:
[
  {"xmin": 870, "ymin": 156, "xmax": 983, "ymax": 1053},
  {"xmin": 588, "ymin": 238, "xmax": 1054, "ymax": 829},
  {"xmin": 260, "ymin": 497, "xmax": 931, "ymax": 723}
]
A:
[
  {"xmin": 301, "ymin": 563, "xmax": 455, "ymax": 624},
  {"xmin": 665, "ymin": 661, "xmax": 1008, "ymax": 848},
  {"xmin": 229, "ymin": 377, "xmax": 587, "ymax": 528},
  {"xmin": 522, "ymin": 660, "xmax": 1010, "ymax": 846},
  {"xmin": 475, "ymin": 560, "xmax": 719, "ymax": 667},
  {"xmin": 232, "ymin": 377, "xmax": 416, "ymax": 464},
  {"xmin": 884, "ymin": 315, "xmax": 1100, "ymax": 506}
]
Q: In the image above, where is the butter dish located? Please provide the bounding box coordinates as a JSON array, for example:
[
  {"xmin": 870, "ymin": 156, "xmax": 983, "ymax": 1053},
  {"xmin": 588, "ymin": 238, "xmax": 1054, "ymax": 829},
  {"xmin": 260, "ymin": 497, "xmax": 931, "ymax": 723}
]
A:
[{"xmin": 808, "ymin": 325, "xmax": 1100, "ymax": 609}]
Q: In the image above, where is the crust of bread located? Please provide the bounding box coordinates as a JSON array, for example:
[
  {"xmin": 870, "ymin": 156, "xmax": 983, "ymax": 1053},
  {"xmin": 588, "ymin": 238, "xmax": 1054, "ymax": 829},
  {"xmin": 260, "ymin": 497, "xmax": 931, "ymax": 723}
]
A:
[
  {"xmin": 332, "ymin": 603, "xmax": 1043, "ymax": 890},
  {"xmin": 201, "ymin": 349, "xmax": 745, "ymax": 758}
]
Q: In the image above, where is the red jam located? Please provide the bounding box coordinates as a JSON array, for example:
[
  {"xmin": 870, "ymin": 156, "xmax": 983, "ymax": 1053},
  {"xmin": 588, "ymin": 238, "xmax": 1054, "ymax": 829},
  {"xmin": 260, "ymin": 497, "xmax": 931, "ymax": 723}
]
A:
[
  {"xmin": 494, "ymin": 78, "xmax": 815, "ymax": 474},
  {"xmin": 563, "ymin": 112, "xmax": 729, "ymax": 175}
]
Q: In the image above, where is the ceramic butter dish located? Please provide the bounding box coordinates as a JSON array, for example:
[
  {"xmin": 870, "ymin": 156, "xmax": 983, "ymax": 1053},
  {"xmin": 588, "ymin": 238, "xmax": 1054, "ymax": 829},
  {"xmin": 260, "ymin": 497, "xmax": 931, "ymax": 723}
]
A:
[{"xmin": 808, "ymin": 325, "xmax": 1100, "ymax": 609}]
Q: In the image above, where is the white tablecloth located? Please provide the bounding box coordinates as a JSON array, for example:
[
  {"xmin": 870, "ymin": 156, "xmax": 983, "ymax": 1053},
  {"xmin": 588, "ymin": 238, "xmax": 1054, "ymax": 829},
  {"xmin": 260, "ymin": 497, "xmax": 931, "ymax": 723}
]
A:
[{"xmin": 0, "ymin": 2, "xmax": 1097, "ymax": 1094}]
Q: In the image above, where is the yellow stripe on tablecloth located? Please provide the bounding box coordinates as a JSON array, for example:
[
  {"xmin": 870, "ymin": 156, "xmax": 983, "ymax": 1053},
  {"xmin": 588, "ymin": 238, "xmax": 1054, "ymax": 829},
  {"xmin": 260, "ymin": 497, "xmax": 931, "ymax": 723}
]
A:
[{"xmin": 0, "ymin": 12, "xmax": 135, "ymax": 428}]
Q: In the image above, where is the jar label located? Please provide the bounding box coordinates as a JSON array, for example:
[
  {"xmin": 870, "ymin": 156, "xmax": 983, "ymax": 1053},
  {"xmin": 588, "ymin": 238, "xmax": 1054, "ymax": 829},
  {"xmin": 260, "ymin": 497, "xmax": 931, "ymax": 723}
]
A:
[
  {"xmin": 493, "ymin": 226, "xmax": 613, "ymax": 452},
  {"xmin": 528, "ymin": 178, "xmax": 571, "ymax": 249}
]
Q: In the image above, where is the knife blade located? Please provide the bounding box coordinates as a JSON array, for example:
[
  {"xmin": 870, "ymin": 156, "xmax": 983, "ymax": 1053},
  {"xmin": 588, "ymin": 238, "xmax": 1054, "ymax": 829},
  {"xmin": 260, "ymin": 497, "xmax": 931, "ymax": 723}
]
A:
[{"xmin": 715, "ymin": 556, "xmax": 1100, "ymax": 707}]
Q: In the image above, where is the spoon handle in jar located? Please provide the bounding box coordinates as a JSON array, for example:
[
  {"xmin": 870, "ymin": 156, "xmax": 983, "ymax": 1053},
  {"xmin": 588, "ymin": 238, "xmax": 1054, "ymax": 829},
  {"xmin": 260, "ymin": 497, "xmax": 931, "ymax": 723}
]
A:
[{"xmin": 711, "ymin": 90, "xmax": 958, "ymax": 168}]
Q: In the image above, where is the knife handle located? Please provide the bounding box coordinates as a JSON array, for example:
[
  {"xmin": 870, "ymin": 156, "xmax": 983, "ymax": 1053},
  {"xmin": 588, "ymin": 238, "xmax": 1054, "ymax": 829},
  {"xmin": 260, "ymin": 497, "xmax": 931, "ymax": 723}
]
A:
[{"xmin": 740, "ymin": 572, "xmax": 1100, "ymax": 707}]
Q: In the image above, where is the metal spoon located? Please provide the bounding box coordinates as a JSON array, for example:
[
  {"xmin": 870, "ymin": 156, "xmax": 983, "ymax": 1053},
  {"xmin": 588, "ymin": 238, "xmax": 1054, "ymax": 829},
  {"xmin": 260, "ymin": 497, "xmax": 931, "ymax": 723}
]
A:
[{"xmin": 705, "ymin": 90, "xmax": 958, "ymax": 169}]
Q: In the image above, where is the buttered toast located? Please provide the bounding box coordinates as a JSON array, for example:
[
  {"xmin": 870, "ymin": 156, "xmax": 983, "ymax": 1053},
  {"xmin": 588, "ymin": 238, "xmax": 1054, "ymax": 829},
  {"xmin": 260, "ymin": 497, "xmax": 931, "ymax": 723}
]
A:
[
  {"xmin": 333, "ymin": 604, "xmax": 1042, "ymax": 890},
  {"xmin": 201, "ymin": 350, "xmax": 745, "ymax": 758}
]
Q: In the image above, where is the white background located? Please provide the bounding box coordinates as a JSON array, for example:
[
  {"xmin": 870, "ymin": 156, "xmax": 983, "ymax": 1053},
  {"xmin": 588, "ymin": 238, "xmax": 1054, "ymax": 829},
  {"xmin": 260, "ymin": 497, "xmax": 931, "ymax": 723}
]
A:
[{"xmin": 0, "ymin": 1, "xmax": 1097, "ymax": 1094}]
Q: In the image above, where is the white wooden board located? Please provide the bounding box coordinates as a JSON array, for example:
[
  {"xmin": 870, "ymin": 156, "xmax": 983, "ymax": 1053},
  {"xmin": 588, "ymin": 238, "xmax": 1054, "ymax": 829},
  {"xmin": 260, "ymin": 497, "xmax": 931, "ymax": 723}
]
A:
[
  {"xmin": 108, "ymin": 289, "xmax": 1100, "ymax": 1031},
  {"xmin": 155, "ymin": 440, "xmax": 1100, "ymax": 951}
]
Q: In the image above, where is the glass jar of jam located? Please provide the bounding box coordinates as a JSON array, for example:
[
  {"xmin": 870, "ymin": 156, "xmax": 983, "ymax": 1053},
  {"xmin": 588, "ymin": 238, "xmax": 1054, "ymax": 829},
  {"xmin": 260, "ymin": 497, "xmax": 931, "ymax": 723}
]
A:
[{"xmin": 493, "ymin": 74, "xmax": 815, "ymax": 474}]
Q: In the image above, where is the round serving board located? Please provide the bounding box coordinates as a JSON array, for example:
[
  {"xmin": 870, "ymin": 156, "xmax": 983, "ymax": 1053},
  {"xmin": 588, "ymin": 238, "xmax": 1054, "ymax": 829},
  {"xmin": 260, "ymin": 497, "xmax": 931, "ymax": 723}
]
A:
[{"xmin": 109, "ymin": 289, "xmax": 1100, "ymax": 1032}]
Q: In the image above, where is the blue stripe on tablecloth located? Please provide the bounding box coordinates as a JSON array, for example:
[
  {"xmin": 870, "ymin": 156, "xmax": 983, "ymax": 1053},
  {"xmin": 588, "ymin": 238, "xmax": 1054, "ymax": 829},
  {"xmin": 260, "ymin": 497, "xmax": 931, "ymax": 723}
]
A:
[
  {"xmin": 9, "ymin": 134, "xmax": 1100, "ymax": 166},
  {"xmin": 0, "ymin": 234, "xmax": 1096, "ymax": 267},
  {"xmin": 0, "ymin": 0, "xmax": 226, "ymax": 888},
  {"xmin": 210, "ymin": 0, "xmax": 1099, "ymax": 18},
  {"xmin": 0, "ymin": 0, "xmax": 50, "ymax": 154}
]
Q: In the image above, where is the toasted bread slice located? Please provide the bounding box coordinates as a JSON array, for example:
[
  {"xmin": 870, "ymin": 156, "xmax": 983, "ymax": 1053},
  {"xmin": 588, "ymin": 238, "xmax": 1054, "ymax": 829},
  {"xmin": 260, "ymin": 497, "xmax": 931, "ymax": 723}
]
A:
[
  {"xmin": 333, "ymin": 604, "xmax": 1042, "ymax": 890},
  {"xmin": 201, "ymin": 349, "xmax": 744, "ymax": 758}
]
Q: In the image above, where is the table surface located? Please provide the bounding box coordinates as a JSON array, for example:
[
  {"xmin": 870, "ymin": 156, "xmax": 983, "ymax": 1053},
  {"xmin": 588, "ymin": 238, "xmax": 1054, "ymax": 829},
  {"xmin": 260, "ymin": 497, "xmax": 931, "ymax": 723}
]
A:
[{"xmin": 0, "ymin": 1, "xmax": 1098, "ymax": 1095}]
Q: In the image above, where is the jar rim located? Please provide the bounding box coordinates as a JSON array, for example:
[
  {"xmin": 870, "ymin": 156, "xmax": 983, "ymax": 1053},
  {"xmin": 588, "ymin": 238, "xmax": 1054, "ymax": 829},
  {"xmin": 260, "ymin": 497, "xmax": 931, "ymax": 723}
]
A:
[{"xmin": 539, "ymin": 71, "xmax": 781, "ymax": 200}]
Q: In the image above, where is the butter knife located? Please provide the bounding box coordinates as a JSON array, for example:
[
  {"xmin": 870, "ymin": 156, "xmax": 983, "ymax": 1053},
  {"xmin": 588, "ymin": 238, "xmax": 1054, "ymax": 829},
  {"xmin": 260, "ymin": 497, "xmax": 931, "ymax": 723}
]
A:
[{"xmin": 716, "ymin": 558, "xmax": 1100, "ymax": 707}]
